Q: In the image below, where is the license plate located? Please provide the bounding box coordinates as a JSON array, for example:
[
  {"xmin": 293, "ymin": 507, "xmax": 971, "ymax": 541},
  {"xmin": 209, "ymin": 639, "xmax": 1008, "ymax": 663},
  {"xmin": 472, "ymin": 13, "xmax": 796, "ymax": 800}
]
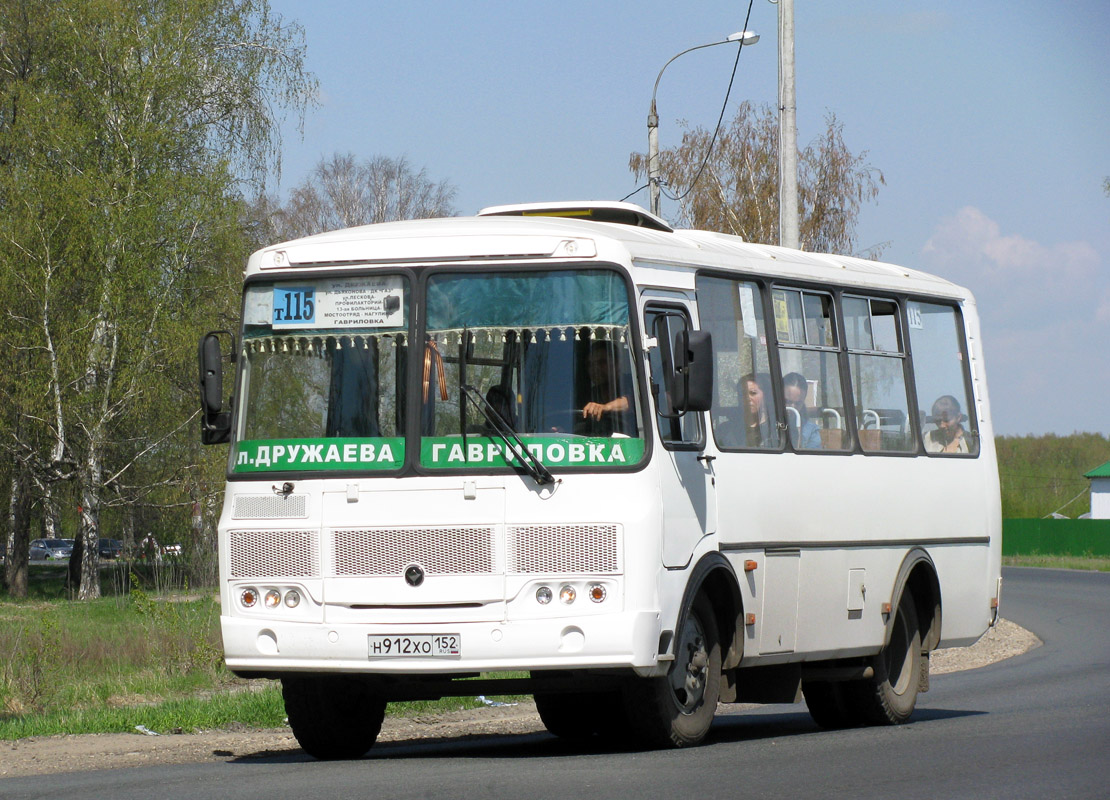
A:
[{"xmin": 368, "ymin": 634, "xmax": 461, "ymax": 659}]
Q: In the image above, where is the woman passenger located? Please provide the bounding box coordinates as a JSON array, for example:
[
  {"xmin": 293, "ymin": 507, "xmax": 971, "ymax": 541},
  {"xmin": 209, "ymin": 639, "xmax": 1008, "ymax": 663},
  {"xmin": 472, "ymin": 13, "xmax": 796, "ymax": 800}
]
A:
[{"xmin": 739, "ymin": 373, "xmax": 779, "ymax": 448}]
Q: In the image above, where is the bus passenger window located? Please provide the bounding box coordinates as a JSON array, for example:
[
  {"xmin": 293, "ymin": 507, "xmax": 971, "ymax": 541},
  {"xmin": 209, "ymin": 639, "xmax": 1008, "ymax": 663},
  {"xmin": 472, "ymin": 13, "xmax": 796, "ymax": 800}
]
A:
[
  {"xmin": 844, "ymin": 296, "xmax": 915, "ymax": 453},
  {"xmin": 694, "ymin": 276, "xmax": 780, "ymax": 451},
  {"xmin": 907, "ymin": 302, "xmax": 979, "ymax": 456},
  {"xmin": 772, "ymin": 287, "xmax": 850, "ymax": 451}
]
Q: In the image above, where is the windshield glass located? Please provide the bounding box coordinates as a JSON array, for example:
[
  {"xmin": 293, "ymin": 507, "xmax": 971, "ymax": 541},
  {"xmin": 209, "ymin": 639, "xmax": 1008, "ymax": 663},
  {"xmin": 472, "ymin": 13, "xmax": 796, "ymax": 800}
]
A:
[
  {"xmin": 235, "ymin": 276, "xmax": 408, "ymax": 473},
  {"xmin": 421, "ymin": 269, "xmax": 644, "ymax": 471}
]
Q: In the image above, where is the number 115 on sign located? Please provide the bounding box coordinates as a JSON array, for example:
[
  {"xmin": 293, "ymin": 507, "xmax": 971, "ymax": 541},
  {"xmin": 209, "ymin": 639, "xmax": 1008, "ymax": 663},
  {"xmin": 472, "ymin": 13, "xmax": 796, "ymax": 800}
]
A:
[{"xmin": 273, "ymin": 287, "xmax": 315, "ymax": 325}]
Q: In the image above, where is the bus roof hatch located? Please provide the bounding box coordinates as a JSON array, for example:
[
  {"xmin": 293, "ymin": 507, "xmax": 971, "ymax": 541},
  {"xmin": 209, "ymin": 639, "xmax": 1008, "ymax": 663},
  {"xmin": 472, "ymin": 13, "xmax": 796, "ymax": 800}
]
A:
[{"xmin": 478, "ymin": 201, "xmax": 674, "ymax": 233}]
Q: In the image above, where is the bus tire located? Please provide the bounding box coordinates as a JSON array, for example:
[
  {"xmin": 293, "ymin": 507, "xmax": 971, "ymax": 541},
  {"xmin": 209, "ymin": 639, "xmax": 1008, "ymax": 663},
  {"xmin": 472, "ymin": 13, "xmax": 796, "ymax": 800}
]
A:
[
  {"xmin": 282, "ymin": 674, "xmax": 386, "ymax": 760},
  {"xmin": 624, "ymin": 594, "xmax": 721, "ymax": 748},
  {"xmin": 851, "ymin": 591, "xmax": 923, "ymax": 725},
  {"xmin": 534, "ymin": 690, "xmax": 628, "ymax": 740}
]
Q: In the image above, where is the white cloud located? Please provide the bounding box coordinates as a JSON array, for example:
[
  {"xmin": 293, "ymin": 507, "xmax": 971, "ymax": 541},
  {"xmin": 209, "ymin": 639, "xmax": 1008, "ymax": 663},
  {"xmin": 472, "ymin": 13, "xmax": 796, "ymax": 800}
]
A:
[
  {"xmin": 921, "ymin": 206, "xmax": 1100, "ymax": 324},
  {"xmin": 920, "ymin": 207, "xmax": 1108, "ymax": 435}
]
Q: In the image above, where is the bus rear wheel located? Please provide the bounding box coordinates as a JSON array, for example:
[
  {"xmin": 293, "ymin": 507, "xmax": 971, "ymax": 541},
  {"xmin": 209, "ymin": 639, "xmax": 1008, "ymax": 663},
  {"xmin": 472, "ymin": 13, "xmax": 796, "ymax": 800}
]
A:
[
  {"xmin": 282, "ymin": 674, "xmax": 386, "ymax": 760},
  {"xmin": 624, "ymin": 595, "xmax": 721, "ymax": 748}
]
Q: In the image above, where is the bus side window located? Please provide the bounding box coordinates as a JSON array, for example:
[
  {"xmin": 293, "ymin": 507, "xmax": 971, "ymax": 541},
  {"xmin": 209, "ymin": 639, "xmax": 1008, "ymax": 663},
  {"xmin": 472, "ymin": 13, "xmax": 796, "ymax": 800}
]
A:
[
  {"xmin": 844, "ymin": 296, "xmax": 916, "ymax": 453},
  {"xmin": 907, "ymin": 302, "xmax": 979, "ymax": 456},
  {"xmin": 694, "ymin": 276, "xmax": 780, "ymax": 451},
  {"xmin": 771, "ymin": 287, "xmax": 851, "ymax": 452}
]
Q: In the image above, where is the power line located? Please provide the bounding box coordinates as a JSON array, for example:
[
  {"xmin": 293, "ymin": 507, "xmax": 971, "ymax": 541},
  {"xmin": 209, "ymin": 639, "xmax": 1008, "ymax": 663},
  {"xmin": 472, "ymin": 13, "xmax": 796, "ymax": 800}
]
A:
[{"xmin": 665, "ymin": 0, "xmax": 756, "ymax": 205}]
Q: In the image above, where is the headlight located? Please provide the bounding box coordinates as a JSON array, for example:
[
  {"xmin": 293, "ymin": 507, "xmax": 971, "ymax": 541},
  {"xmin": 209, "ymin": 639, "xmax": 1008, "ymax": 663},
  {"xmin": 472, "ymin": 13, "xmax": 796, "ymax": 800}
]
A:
[
  {"xmin": 559, "ymin": 585, "xmax": 576, "ymax": 605},
  {"xmin": 284, "ymin": 589, "xmax": 301, "ymax": 608},
  {"xmin": 264, "ymin": 589, "xmax": 281, "ymax": 608},
  {"xmin": 535, "ymin": 586, "xmax": 553, "ymax": 605}
]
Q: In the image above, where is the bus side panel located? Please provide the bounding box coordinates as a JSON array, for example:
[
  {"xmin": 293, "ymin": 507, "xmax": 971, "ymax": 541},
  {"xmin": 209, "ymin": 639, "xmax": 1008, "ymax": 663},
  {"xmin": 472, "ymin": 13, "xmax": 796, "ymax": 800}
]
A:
[{"xmin": 713, "ymin": 452, "xmax": 997, "ymax": 661}]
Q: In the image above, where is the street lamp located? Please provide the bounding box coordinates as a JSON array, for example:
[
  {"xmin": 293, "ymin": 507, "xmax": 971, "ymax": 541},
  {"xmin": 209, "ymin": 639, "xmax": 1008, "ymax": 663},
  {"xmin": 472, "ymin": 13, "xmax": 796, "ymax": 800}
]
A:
[{"xmin": 647, "ymin": 30, "xmax": 760, "ymax": 217}]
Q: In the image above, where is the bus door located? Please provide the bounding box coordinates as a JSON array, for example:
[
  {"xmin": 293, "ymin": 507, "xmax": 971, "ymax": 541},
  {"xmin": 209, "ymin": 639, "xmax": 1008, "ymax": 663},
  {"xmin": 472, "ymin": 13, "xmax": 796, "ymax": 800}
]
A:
[{"xmin": 644, "ymin": 300, "xmax": 716, "ymax": 568}]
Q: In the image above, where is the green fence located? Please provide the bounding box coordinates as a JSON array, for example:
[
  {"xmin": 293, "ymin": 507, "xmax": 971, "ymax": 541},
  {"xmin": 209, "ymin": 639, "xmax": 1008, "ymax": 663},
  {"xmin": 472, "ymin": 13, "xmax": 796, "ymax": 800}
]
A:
[{"xmin": 1003, "ymin": 518, "xmax": 1110, "ymax": 556}]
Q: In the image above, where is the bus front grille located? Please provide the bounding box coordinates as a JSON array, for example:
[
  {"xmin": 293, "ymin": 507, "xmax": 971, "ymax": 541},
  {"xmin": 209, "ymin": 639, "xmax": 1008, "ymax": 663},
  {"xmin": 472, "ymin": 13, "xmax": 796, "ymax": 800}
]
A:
[
  {"xmin": 508, "ymin": 524, "xmax": 621, "ymax": 574},
  {"xmin": 331, "ymin": 527, "xmax": 497, "ymax": 576},
  {"xmin": 229, "ymin": 529, "xmax": 319, "ymax": 578},
  {"xmin": 231, "ymin": 494, "xmax": 308, "ymax": 519}
]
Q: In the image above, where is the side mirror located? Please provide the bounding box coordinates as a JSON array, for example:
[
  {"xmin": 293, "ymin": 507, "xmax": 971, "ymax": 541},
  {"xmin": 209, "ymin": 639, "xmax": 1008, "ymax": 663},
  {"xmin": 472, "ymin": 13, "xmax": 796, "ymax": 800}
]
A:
[
  {"xmin": 672, "ymin": 330, "xmax": 713, "ymax": 412},
  {"xmin": 198, "ymin": 332, "xmax": 233, "ymax": 445}
]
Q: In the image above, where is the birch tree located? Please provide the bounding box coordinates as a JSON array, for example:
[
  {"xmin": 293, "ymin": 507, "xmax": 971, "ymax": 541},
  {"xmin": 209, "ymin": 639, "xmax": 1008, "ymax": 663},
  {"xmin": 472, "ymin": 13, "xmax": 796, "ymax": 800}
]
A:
[
  {"xmin": 0, "ymin": 0, "xmax": 315, "ymax": 598},
  {"xmin": 630, "ymin": 101, "xmax": 885, "ymax": 258}
]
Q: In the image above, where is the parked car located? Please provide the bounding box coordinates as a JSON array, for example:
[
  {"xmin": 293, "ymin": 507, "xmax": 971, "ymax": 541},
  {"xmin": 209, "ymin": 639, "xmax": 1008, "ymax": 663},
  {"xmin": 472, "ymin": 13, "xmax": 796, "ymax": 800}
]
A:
[
  {"xmin": 98, "ymin": 538, "xmax": 124, "ymax": 559},
  {"xmin": 29, "ymin": 538, "xmax": 74, "ymax": 561}
]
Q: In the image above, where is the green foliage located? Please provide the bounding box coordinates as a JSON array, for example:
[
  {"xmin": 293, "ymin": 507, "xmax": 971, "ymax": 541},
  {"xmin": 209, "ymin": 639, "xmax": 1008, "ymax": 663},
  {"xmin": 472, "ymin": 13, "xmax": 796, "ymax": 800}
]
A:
[
  {"xmin": 0, "ymin": 0, "xmax": 316, "ymax": 600},
  {"xmin": 996, "ymin": 432, "xmax": 1110, "ymax": 518}
]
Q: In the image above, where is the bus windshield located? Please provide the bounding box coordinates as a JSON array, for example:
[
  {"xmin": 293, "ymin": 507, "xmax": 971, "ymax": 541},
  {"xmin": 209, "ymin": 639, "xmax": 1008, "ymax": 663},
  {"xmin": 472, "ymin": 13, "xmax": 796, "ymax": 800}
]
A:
[
  {"xmin": 234, "ymin": 275, "xmax": 409, "ymax": 473},
  {"xmin": 420, "ymin": 268, "xmax": 644, "ymax": 470},
  {"xmin": 232, "ymin": 268, "xmax": 644, "ymax": 475}
]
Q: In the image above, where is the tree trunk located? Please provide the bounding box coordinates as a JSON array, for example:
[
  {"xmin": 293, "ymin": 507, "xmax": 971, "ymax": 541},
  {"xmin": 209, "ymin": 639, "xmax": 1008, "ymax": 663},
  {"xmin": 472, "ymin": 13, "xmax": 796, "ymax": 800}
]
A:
[
  {"xmin": 41, "ymin": 482, "xmax": 61, "ymax": 540},
  {"xmin": 5, "ymin": 471, "xmax": 31, "ymax": 598},
  {"xmin": 76, "ymin": 453, "xmax": 103, "ymax": 600}
]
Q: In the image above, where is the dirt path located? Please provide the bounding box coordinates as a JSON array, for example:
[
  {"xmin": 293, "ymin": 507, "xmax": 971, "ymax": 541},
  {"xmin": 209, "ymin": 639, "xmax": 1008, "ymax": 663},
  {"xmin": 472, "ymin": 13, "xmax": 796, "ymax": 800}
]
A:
[{"xmin": 0, "ymin": 619, "xmax": 1039, "ymax": 779}]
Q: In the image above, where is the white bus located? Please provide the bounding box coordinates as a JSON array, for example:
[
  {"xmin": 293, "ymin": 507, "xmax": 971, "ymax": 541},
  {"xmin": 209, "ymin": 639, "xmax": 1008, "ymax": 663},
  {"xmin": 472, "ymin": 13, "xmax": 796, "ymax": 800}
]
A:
[{"xmin": 199, "ymin": 201, "xmax": 1002, "ymax": 759}]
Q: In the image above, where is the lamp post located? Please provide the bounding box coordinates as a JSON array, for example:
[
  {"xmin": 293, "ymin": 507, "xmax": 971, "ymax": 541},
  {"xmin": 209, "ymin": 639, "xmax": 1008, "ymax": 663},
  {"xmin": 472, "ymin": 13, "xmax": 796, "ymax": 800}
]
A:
[{"xmin": 648, "ymin": 30, "xmax": 759, "ymax": 217}]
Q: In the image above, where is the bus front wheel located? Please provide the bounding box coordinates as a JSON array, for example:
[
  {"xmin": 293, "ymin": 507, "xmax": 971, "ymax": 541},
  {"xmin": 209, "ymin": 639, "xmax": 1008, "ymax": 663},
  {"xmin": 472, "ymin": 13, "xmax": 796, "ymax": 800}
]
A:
[
  {"xmin": 624, "ymin": 594, "xmax": 721, "ymax": 748},
  {"xmin": 282, "ymin": 675, "xmax": 386, "ymax": 760},
  {"xmin": 851, "ymin": 592, "xmax": 923, "ymax": 725}
]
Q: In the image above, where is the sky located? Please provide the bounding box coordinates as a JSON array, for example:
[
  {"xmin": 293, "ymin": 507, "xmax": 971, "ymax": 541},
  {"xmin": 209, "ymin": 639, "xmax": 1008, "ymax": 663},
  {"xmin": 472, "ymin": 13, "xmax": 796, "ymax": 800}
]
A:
[{"xmin": 265, "ymin": 0, "xmax": 1109, "ymax": 437}]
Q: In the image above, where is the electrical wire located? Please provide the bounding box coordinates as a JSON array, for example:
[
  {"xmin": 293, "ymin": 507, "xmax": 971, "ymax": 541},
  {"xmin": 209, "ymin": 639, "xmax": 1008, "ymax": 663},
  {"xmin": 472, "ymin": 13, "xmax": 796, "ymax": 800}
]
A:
[
  {"xmin": 621, "ymin": 184, "xmax": 648, "ymax": 202},
  {"xmin": 666, "ymin": 0, "xmax": 757, "ymax": 204},
  {"xmin": 1043, "ymin": 487, "xmax": 1090, "ymax": 518}
]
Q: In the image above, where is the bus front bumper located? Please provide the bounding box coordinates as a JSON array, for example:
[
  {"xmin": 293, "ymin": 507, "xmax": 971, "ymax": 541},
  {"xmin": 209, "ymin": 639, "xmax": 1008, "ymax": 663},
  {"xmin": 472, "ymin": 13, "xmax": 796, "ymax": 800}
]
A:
[{"xmin": 222, "ymin": 610, "xmax": 663, "ymax": 674}]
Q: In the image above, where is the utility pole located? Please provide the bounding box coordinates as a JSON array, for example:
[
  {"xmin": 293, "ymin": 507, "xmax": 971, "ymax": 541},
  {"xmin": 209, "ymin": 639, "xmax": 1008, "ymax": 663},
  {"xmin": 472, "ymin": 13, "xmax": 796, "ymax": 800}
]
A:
[
  {"xmin": 778, "ymin": 0, "xmax": 800, "ymax": 249},
  {"xmin": 648, "ymin": 101, "xmax": 661, "ymax": 216}
]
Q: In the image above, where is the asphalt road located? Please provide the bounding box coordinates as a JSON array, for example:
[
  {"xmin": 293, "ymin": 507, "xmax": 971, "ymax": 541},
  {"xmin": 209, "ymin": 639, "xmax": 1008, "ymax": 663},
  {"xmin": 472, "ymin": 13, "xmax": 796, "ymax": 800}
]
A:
[{"xmin": 4, "ymin": 567, "xmax": 1108, "ymax": 799}]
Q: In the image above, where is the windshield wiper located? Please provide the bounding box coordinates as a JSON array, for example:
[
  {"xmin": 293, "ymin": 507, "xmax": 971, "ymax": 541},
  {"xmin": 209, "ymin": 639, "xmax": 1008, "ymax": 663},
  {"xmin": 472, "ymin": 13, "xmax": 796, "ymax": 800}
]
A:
[{"xmin": 460, "ymin": 384, "xmax": 555, "ymax": 486}]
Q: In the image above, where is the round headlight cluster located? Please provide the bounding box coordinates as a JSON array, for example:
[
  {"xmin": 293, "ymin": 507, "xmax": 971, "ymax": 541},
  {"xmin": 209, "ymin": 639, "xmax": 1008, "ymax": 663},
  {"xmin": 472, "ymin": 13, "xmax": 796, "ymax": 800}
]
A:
[
  {"xmin": 239, "ymin": 586, "xmax": 301, "ymax": 610},
  {"xmin": 532, "ymin": 582, "xmax": 610, "ymax": 606}
]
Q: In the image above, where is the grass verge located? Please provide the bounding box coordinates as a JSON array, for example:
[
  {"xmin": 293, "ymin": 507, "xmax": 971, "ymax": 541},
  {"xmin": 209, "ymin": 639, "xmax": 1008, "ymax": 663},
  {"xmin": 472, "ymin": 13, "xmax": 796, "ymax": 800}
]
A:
[
  {"xmin": 1003, "ymin": 554, "xmax": 1110, "ymax": 571},
  {"xmin": 0, "ymin": 685, "xmax": 503, "ymax": 740}
]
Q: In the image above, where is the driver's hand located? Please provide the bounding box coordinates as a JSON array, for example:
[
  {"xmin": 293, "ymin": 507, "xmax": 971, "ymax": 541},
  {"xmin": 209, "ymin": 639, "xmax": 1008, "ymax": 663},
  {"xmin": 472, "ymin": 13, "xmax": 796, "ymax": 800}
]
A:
[{"xmin": 583, "ymin": 401, "xmax": 605, "ymax": 421}]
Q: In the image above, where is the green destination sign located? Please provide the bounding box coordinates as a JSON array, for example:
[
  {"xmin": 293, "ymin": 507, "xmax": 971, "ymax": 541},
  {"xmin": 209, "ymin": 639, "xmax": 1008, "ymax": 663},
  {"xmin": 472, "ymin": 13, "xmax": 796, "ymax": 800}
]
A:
[
  {"xmin": 420, "ymin": 436, "xmax": 644, "ymax": 469},
  {"xmin": 234, "ymin": 437, "xmax": 404, "ymax": 472}
]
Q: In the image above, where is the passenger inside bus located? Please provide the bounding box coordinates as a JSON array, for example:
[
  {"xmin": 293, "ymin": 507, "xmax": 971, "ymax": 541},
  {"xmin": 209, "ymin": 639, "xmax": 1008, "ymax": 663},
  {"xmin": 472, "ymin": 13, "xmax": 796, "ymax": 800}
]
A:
[
  {"xmin": 783, "ymin": 371, "xmax": 822, "ymax": 450},
  {"xmin": 923, "ymin": 394, "xmax": 969, "ymax": 453},
  {"xmin": 726, "ymin": 373, "xmax": 779, "ymax": 449}
]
